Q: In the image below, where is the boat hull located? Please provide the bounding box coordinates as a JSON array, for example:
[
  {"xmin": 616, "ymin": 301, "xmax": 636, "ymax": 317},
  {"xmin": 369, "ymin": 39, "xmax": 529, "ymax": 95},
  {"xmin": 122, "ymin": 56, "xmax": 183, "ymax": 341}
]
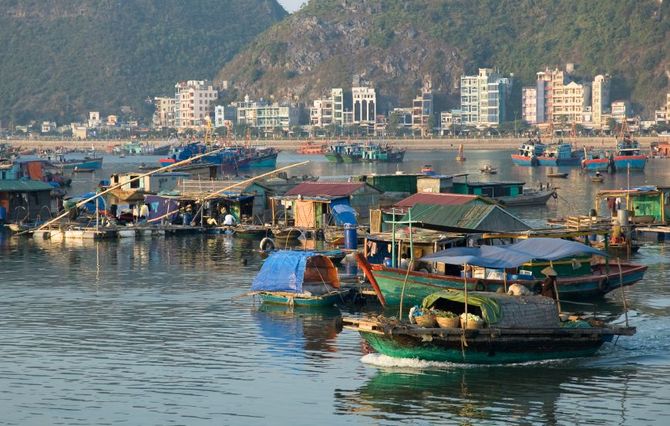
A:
[
  {"xmin": 496, "ymin": 190, "xmax": 556, "ymax": 206},
  {"xmin": 324, "ymin": 153, "xmax": 342, "ymax": 163},
  {"xmin": 613, "ymin": 155, "xmax": 646, "ymax": 171},
  {"xmin": 240, "ymin": 152, "xmax": 278, "ymax": 169},
  {"xmin": 60, "ymin": 158, "xmax": 103, "ymax": 170},
  {"xmin": 371, "ymin": 264, "xmax": 647, "ymax": 306},
  {"xmin": 511, "ymin": 154, "xmax": 537, "ymax": 166},
  {"xmin": 258, "ymin": 291, "xmax": 346, "ymax": 307},
  {"xmin": 359, "ymin": 328, "xmax": 611, "ymax": 364},
  {"xmin": 582, "ymin": 158, "xmax": 611, "ymax": 171}
]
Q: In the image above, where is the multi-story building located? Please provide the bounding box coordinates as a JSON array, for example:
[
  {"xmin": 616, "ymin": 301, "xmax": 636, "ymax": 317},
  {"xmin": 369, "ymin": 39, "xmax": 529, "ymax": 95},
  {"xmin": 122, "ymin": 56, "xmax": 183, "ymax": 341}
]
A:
[
  {"xmin": 654, "ymin": 93, "xmax": 670, "ymax": 124},
  {"xmin": 536, "ymin": 68, "xmax": 589, "ymax": 124},
  {"xmin": 521, "ymin": 87, "xmax": 537, "ymax": 124},
  {"xmin": 412, "ymin": 77, "xmax": 434, "ymax": 134},
  {"xmin": 153, "ymin": 97, "xmax": 176, "ymax": 128},
  {"xmin": 174, "ymin": 80, "xmax": 218, "ymax": 129},
  {"xmin": 352, "ymin": 86, "xmax": 376, "ymax": 129},
  {"xmin": 309, "ymin": 88, "xmax": 344, "ymax": 127},
  {"xmin": 440, "ymin": 110, "xmax": 463, "ymax": 135},
  {"xmin": 592, "ymin": 75, "xmax": 610, "ymax": 128},
  {"xmin": 88, "ymin": 112, "xmax": 100, "ymax": 128},
  {"xmin": 214, "ymin": 105, "xmax": 236, "ymax": 129},
  {"xmin": 611, "ymin": 100, "xmax": 630, "ymax": 123},
  {"xmin": 235, "ymin": 95, "xmax": 298, "ymax": 133},
  {"xmin": 460, "ymin": 68, "xmax": 510, "ymax": 127}
]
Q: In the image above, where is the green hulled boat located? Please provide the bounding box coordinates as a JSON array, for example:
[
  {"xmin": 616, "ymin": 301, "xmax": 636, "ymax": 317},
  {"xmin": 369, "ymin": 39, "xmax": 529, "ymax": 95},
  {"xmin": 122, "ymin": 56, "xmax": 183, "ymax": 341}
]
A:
[{"xmin": 344, "ymin": 290, "xmax": 635, "ymax": 364}]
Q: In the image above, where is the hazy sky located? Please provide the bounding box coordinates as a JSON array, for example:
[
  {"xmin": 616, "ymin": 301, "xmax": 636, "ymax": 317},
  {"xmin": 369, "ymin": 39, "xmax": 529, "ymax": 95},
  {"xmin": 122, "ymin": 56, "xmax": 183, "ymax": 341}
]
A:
[{"xmin": 278, "ymin": 0, "xmax": 305, "ymax": 13}]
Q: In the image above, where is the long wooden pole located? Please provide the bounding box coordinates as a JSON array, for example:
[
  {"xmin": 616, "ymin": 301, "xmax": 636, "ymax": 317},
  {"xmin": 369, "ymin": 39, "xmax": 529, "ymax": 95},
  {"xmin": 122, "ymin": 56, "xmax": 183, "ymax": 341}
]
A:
[
  {"xmin": 146, "ymin": 161, "xmax": 309, "ymax": 224},
  {"xmin": 27, "ymin": 147, "xmax": 229, "ymax": 233}
]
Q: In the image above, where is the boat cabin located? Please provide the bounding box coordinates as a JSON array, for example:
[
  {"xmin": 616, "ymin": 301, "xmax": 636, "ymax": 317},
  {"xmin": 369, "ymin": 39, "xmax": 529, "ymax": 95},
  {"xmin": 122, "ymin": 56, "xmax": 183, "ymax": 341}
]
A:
[
  {"xmin": 0, "ymin": 180, "xmax": 60, "ymax": 222},
  {"xmin": 595, "ymin": 187, "xmax": 669, "ymax": 225},
  {"xmin": 110, "ymin": 171, "xmax": 190, "ymax": 194},
  {"xmin": 452, "ymin": 180, "xmax": 525, "ymax": 198}
]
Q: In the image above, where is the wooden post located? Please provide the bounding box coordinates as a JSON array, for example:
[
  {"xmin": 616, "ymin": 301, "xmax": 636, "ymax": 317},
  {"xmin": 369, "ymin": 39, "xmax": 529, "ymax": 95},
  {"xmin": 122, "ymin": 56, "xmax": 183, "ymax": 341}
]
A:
[{"xmin": 617, "ymin": 257, "xmax": 629, "ymax": 327}]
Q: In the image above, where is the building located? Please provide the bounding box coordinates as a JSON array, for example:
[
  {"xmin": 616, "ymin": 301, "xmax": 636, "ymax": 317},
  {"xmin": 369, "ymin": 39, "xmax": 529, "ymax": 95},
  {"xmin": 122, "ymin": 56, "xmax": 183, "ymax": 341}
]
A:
[
  {"xmin": 235, "ymin": 95, "xmax": 298, "ymax": 133},
  {"xmin": 654, "ymin": 93, "xmax": 670, "ymax": 125},
  {"xmin": 352, "ymin": 86, "xmax": 376, "ymax": 129},
  {"xmin": 611, "ymin": 101, "xmax": 630, "ymax": 123},
  {"xmin": 440, "ymin": 110, "xmax": 463, "ymax": 135},
  {"xmin": 521, "ymin": 87, "xmax": 537, "ymax": 124},
  {"xmin": 536, "ymin": 67, "xmax": 590, "ymax": 124},
  {"xmin": 71, "ymin": 124, "xmax": 87, "ymax": 140},
  {"xmin": 412, "ymin": 77, "xmax": 433, "ymax": 135},
  {"xmin": 0, "ymin": 180, "xmax": 58, "ymax": 222},
  {"xmin": 460, "ymin": 68, "xmax": 511, "ymax": 127},
  {"xmin": 592, "ymin": 75, "xmax": 611, "ymax": 128},
  {"xmin": 174, "ymin": 80, "xmax": 218, "ymax": 129},
  {"xmin": 88, "ymin": 112, "xmax": 101, "ymax": 128},
  {"xmin": 214, "ymin": 105, "xmax": 236, "ymax": 128},
  {"xmin": 281, "ymin": 181, "xmax": 382, "ymax": 220},
  {"xmin": 41, "ymin": 121, "xmax": 57, "ymax": 133},
  {"xmin": 391, "ymin": 108, "xmax": 413, "ymax": 129},
  {"xmin": 152, "ymin": 97, "xmax": 176, "ymax": 128},
  {"xmin": 106, "ymin": 115, "xmax": 118, "ymax": 127},
  {"xmin": 310, "ymin": 98, "xmax": 334, "ymax": 127}
]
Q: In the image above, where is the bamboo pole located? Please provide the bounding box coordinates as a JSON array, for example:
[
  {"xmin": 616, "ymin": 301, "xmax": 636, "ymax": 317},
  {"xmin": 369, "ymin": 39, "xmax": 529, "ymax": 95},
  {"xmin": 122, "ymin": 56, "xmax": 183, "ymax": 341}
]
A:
[
  {"xmin": 26, "ymin": 147, "xmax": 230, "ymax": 234},
  {"xmin": 617, "ymin": 257, "xmax": 629, "ymax": 327},
  {"xmin": 145, "ymin": 161, "xmax": 309, "ymax": 225}
]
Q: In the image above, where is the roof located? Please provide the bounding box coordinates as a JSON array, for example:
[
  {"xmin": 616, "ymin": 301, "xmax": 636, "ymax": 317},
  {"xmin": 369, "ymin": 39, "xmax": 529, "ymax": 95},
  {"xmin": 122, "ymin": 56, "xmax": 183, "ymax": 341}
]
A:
[
  {"xmin": 0, "ymin": 179, "xmax": 54, "ymax": 192},
  {"xmin": 285, "ymin": 182, "xmax": 376, "ymax": 197},
  {"xmin": 455, "ymin": 181, "xmax": 524, "ymax": 187},
  {"xmin": 394, "ymin": 192, "xmax": 489, "ymax": 208},
  {"xmin": 401, "ymin": 203, "xmax": 531, "ymax": 232}
]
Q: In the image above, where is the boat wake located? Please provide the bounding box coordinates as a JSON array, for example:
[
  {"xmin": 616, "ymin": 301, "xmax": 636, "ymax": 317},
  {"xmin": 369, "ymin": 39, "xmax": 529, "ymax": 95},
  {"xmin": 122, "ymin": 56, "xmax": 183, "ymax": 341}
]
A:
[{"xmin": 360, "ymin": 353, "xmax": 564, "ymax": 369}]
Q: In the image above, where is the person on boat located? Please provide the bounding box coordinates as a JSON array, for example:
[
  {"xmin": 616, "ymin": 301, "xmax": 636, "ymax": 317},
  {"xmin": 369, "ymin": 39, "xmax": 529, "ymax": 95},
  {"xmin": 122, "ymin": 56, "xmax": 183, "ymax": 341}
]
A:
[
  {"xmin": 223, "ymin": 212, "xmax": 237, "ymax": 226},
  {"xmin": 399, "ymin": 253, "xmax": 410, "ymax": 270},
  {"xmin": 139, "ymin": 203, "xmax": 150, "ymax": 223}
]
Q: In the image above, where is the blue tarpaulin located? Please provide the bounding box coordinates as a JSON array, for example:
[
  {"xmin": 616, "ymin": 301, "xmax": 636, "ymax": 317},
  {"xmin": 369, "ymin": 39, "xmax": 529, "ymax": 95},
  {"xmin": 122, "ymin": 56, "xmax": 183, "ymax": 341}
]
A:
[
  {"xmin": 331, "ymin": 204, "xmax": 358, "ymax": 226},
  {"xmin": 251, "ymin": 251, "xmax": 316, "ymax": 293},
  {"xmin": 421, "ymin": 238, "xmax": 606, "ymax": 268}
]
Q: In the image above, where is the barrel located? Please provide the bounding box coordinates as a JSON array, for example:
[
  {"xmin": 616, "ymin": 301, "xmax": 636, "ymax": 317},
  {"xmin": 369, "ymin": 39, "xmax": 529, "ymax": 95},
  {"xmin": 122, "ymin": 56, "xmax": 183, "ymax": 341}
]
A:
[
  {"xmin": 617, "ymin": 209, "xmax": 629, "ymax": 227},
  {"xmin": 343, "ymin": 223, "xmax": 357, "ymax": 249}
]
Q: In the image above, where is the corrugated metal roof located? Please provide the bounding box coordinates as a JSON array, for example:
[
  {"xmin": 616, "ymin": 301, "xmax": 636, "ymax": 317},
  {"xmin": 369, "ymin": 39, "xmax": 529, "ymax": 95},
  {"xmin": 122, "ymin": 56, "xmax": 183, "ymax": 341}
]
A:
[
  {"xmin": 285, "ymin": 182, "xmax": 370, "ymax": 197},
  {"xmin": 402, "ymin": 203, "xmax": 530, "ymax": 232},
  {"xmin": 0, "ymin": 180, "xmax": 54, "ymax": 192},
  {"xmin": 395, "ymin": 192, "xmax": 486, "ymax": 208}
]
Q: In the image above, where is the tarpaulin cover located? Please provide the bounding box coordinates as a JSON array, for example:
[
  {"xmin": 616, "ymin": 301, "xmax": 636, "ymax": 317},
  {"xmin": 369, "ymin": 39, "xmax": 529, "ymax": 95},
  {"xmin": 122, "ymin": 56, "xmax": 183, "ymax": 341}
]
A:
[
  {"xmin": 422, "ymin": 290, "xmax": 503, "ymax": 325},
  {"xmin": 65, "ymin": 192, "xmax": 106, "ymax": 213},
  {"xmin": 145, "ymin": 195, "xmax": 179, "ymax": 221},
  {"xmin": 331, "ymin": 203, "xmax": 358, "ymax": 226},
  {"xmin": 251, "ymin": 251, "xmax": 340, "ymax": 293},
  {"xmin": 421, "ymin": 238, "xmax": 606, "ymax": 268}
]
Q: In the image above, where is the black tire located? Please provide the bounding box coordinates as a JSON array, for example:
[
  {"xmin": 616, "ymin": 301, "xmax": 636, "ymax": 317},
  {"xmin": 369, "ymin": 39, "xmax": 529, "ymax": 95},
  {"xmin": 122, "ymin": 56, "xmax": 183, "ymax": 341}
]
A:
[{"xmin": 259, "ymin": 237, "xmax": 275, "ymax": 251}]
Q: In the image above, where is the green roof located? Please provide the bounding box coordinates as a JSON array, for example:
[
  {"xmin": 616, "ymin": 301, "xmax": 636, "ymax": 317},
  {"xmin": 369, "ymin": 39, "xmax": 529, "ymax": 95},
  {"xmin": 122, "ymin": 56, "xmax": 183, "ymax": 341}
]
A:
[
  {"xmin": 401, "ymin": 203, "xmax": 531, "ymax": 232},
  {"xmin": 0, "ymin": 180, "xmax": 54, "ymax": 192}
]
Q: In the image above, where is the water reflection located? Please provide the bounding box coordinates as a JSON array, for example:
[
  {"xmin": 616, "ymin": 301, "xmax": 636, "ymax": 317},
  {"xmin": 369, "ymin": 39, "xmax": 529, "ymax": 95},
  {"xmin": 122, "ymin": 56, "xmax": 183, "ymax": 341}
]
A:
[
  {"xmin": 335, "ymin": 365, "xmax": 642, "ymax": 424},
  {"xmin": 252, "ymin": 304, "xmax": 343, "ymax": 359}
]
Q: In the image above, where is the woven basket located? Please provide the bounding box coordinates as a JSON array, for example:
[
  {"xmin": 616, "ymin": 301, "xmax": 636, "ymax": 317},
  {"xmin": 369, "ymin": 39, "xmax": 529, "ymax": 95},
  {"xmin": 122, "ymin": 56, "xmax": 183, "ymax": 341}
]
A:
[
  {"xmin": 460, "ymin": 318, "xmax": 484, "ymax": 329},
  {"xmin": 436, "ymin": 316, "xmax": 460, "ymax": 328},
  {"xmin": 415, "ymin": 314, "xmax": 437, "ymax": 328}
]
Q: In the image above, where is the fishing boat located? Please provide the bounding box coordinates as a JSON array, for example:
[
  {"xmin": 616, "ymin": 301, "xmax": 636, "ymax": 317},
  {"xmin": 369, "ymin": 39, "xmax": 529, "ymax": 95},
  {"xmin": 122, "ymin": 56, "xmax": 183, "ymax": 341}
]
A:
[
  {"xmin": 356, "ymin": 238, "xmax": 648, "ymax": 306},
  {"xmin": 455, "ymin": 144, "xmax": 466, "ymax": 161},
  {"xmin": 536, "ymin": 142, "xmax": 583, "ymax": 166},
  {"xmin": 360, "ymin": 143, "xmax": 406, "ymax": 163},
  {"xmin": 297, "ymin": 141, "xmax": 327, "ymax": 155},
  {"xmin": 451, "ymin": 180, "xmax": 557, "ymax": 207},
  {"xmin": 581, "ymin": 149, "xmax": 613, "ymax": 172},
  {"xmin": 271, "ymin": 227, "xmax": 304, "ymax": 244},
  {"xmin": 547, "ymin": 172, "xmax": 569, "ymax": 178},
  {"xmin": 511, "ymin": 139, "xmax": 545, "ymax": 166},
  {"xmin": 340, "ymin": 144, "xmax": 363, "ymax": 163},
  {"xmin": 344, "ymin": 290, "xmax": 635, "ymax": 364},
  {"xmin": 159, "ymin": 143, "xmax": 277, "ymax": 173},
  {"xmin": 613, "ymin": 136, "xmax": 646, "ymax": 171},
  {"xmin": 56, "ymin": 156, "xmax": 103, "ymax": 171},
  {"xmin": 233, "ymin": 224, "xmax": 272, "ymax": 239},
  {"xmin": 480, "ymin": 165, "xmax": 497, "ymax": 174},
  {"xmin": 250, "ymin": 251, "xmax": 348, "ymax": 307},
  {"xmin": 324, "ymin": 143, "xmax": 345, "ymax": 163}
]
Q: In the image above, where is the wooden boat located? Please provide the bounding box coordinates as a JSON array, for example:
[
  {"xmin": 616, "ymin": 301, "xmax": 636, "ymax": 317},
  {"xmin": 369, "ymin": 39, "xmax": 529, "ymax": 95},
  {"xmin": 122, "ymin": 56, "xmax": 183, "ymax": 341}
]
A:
[
  {"xmin": 271, "ymin": 227, "xmax": 304, "ymax": 243},
  {"xmin": 72, "ymin": 167, "xmax": 96, "ymax": 173},
  {"xmin": 344, "ymin": 290, "xmax": 635, "ymax": 364},
  {"xmin": 452, "ymin": 180, "xmax": 557, "ymax": 207},
  {"xmin": 591, "ymin": 172, "xmax": 604, "ymax": 183},
  {"xmin": 480, "ymin": 165, "xmax": 497, "ymax": 174},
  {"xmin": 251, "ymin": 251, "xmax": 348, "ymax": 307},
  {"xmin": 547, "ymin": 172, "xmax": 568, "ymax": 178},
  {"xmin": 495, "ymin": 188, "xmax": 557, "ymax": 206},
  {"xmin": 234, "ymin": 224, "xmax": 272, "ymax": 239},
  {"xmin": 356, "ymin": 238, "xmax": 648, "ymax": 306}
]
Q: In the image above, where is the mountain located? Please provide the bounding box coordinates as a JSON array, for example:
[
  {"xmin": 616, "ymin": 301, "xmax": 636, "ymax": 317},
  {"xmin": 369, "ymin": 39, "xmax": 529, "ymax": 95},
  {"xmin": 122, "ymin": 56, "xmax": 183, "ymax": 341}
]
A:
[
  {"xmin": 217, "ymin": 0, "xmax": 670, "ymax": 117},
  {"xmin": 0, "ymin": 0, "xmax": 287, "ymax": 124}
]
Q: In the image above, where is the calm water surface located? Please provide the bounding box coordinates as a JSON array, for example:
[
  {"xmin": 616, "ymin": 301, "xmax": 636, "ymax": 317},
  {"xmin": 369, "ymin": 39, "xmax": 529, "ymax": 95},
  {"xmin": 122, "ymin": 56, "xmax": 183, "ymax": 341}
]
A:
[{"xmin": 1, "ymin": 150, "xmax": 669, "ymax": 425}]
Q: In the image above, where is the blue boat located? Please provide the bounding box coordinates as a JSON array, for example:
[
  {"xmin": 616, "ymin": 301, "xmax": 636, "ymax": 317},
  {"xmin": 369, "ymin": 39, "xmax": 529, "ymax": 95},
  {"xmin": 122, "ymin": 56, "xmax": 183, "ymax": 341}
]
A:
[
  {"xmin": 582, "ymin": 149, "xmax": 613, "ymax": 171},
  {"xmin": 613, "ymin": 137, "xmax": 646, "ymax": 171},
  {"xmin": 251, "ymin": 251, "xmax": 348, "ymax": 307},
  {"xmin": 511, "ymin": 139, "xmax": 545, "ymax": 166},
  {"xmin": 58, "ymin": 156, "xmax": 103, "ymax": 170},
  {"xmin": 536, "ymin": 142, "xmax": 583, "ymax": 166}
]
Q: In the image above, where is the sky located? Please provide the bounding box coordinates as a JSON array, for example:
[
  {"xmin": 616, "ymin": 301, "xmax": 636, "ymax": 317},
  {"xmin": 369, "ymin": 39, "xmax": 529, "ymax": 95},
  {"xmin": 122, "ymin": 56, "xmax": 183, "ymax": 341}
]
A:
[{"xmin": 278, "ymin": 0, "xmax": 305, "ymax": 13}]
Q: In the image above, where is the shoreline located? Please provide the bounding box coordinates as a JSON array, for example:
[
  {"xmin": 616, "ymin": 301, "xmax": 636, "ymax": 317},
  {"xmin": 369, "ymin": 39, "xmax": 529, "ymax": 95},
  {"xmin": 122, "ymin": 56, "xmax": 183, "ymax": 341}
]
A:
[{"xmin": 3, "ymin": 136, "xmax": 662, "ymax": 151}]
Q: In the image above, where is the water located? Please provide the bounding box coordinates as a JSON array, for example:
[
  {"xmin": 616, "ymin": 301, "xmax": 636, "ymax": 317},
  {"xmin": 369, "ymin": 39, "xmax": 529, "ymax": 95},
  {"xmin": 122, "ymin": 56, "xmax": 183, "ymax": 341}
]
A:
[{"xmin": 1, "ymin": 150, "xmax": 670, "ymax": 424}]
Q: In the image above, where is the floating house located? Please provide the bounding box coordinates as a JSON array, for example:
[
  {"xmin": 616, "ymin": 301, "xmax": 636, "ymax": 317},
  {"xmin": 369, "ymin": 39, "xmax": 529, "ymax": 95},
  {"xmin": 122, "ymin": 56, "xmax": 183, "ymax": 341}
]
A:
[
  {"xmin": 281, "ymin": 182, "xmax": 382, "ymax": 221},
  {"xmin": 402, "ymin": 203, "xmax": 531, "ymax": 233},
  {"xmin": 595, "ymin": 187, "xmax": 669, "ymax": 225},
  {"xmin": 0, "ymin": 180, "xmax": 60, "ymax": 221},
  {"xmin": 110, "ymin": 171, "xmax": 191, "ymax": 195}
]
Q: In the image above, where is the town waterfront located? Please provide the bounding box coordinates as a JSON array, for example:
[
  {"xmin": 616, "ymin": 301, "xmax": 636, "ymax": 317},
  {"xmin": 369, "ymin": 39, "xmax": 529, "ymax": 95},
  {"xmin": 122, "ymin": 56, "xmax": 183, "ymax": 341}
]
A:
[{"xmin": 1, "ymin": 150, "xmax": 670, "ymax": 424}]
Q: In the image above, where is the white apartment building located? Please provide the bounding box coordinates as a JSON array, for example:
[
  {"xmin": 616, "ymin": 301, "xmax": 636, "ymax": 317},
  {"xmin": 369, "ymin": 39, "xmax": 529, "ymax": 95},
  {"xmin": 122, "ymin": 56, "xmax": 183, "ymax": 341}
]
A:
[
  {"xmin": 611, "ymin": 100, "xmax": 630, "ymax": 123},
  {"xmin": 153, "ymin": 97, "xmax": 176, "ymax": 128},
  {"xmin": 88, "ymin": 112, "xmax": 101, "ymax": 128},
  {"xmin": 235, "ymin": 95, "xmax": 298, "ymax": 133},
  {"xmin": 310, "ymin": 88, "xmax": 344, "ymax": 127},
  {"xmin": 174, "ymin": 80, "xmax": 218, "ymax": 129},
  {"xmin": 521, "ymin": 87, "xmax": 537, "ymax": 124},
  {"xmin": 592, "ymin": 75, "xmax": 610, "ymax": 128},
  {"xmin": 654, "ymin": 93, "xmax": 670, "ymax": 124},
  {"xmin": 352, "ymin": 86, "xmax": 376, "ymax": 128},
  {"xmin": 460, "ymin": 68, "xmax": 510, "ymax": 127},
  {"xmin": 440, "ymin": 110, "xmax": 463, "ymax": 135}
]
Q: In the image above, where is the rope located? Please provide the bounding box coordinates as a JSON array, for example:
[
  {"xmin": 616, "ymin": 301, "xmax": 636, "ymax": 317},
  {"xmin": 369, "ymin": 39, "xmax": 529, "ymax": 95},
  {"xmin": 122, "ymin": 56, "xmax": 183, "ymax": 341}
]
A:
[{"xmin": 398, "ymin": 259, "xmax": 414, "ymax": 321}]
